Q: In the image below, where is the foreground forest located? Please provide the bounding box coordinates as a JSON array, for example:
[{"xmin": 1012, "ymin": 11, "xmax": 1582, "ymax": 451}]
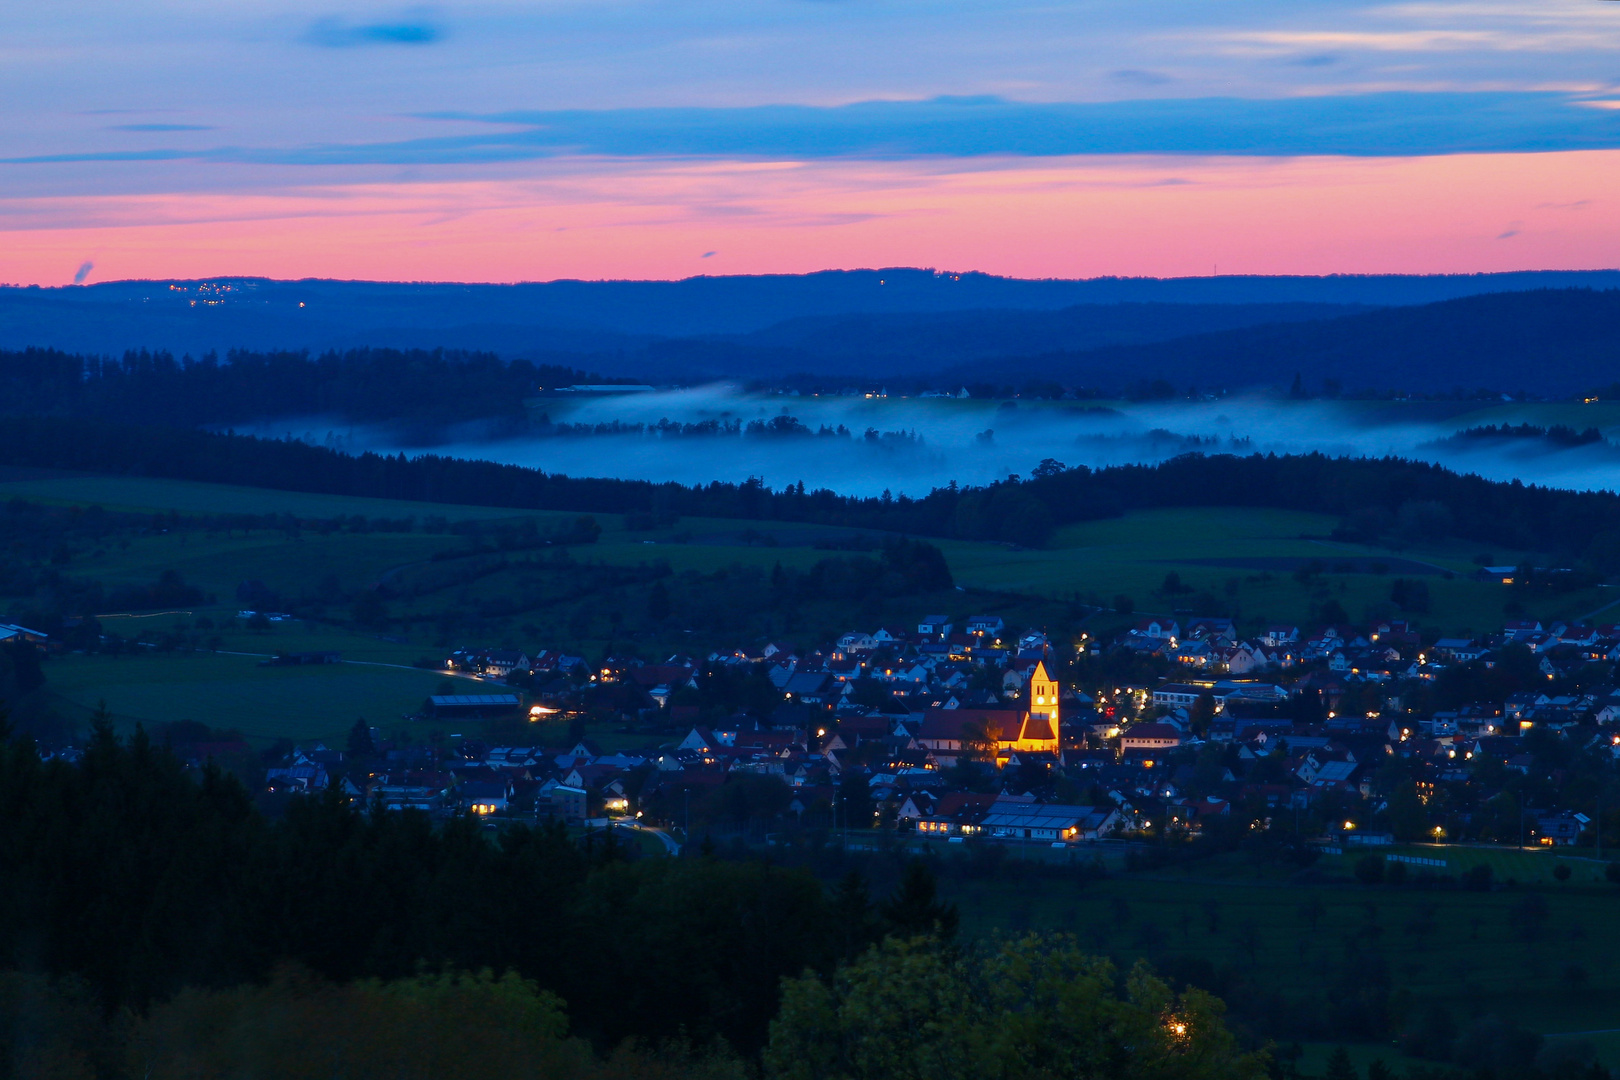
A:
[
  {"xmin": 0, "ymin": 718, "xmax": 1265, "ymax": 1080},
  {"xmin": 8, "ymin": 716, "xmax": 1619, "ymax": 1080}
]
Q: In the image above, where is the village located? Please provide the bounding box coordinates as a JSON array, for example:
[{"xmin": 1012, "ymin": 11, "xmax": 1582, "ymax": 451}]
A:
[{"xmin": 227, "ymin": 610, "xmax": 1620, "ymax": 862}]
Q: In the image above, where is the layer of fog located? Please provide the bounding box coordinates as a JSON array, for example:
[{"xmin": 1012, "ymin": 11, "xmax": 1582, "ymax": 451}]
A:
[{"xmin": 245, "ymin": 386, "xmax": 1620, "ymax": 499}]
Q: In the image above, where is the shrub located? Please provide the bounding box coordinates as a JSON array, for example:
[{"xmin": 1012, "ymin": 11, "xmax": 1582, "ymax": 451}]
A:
[
  {"xmin": 136, "ymin": 969, "xmax": 590, "ymax": 1080},
  {"xmin": 765, "ymin": 935, "xmax": 1267, "ymax": 1080},
  {"xmin": 1355, "ymin": 855, "xmax": 1386, "ymax": 885}
]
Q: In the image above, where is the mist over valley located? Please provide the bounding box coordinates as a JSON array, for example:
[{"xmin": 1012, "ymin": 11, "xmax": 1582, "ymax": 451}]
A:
[
  {"xmin": 249, "ymin": 389, "xmax": 1620, "ymax": 498},
  {"xmin": 8, "ymin": 271, "xmax": 1620, "ymax": 499}
]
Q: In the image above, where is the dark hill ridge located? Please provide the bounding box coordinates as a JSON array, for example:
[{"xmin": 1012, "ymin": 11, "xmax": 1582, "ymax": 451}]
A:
[
  {"xmin": 3, "ymin": 267, "xmax": 1620, "ymax": 358},
  {"xmin": 941, "ymin": 287, "xmax": 1620, "ymax": 396},
  {"xmin": 1, "ymin": 274, "xmax": 1619, "ymax": 396},
  {"xmin": 611, "ymin": 301, "xmax": 1369, "ymax": 380},
  {"xmin": 727, "ymin": 302, "xmax": 1369, "ymax": 370}
]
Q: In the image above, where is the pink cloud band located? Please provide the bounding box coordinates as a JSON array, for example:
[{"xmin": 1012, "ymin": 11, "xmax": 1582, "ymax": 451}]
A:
[{"xmin": 1, "ymin": 150, "xmax": 1614, "ymax": 285}]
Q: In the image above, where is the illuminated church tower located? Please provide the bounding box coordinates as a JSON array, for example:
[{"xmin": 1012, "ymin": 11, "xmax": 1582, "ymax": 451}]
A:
[{"xmin": 1014, "ymin": 660, "xmax": 1061, "ymax": 752}]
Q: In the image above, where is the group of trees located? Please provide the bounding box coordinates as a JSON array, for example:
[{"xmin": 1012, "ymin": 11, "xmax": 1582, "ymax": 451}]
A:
[
  {"xmin": 3, "ymin": 968, "xmax": 610, "ymax": 1080},
  {"xmin": 0, "ymin": 714, "xmax": 841, "ymax": 1053},
  {"xmin": 0, "ymin": 347, "xmax": 615, "ymax": 431},
  {"xmin": 0, "ymin": 644, "xmax": 44, "ymax": 711},
  {"xmin": 0, "ymin": 718, "xmax": 1273, "ymax": 1079},
  {"xmin": 1447, "ymin": 423, "xmax": 1607, "ymax": 448},
  {"xmin": 3, "ymin": 937, "xmax": 1272, "ymax": 1080},
  {"xmin": 775, "ymin": 538, "xmax": 954, "ymax": 601},
  {"xmin": 388, "ymin": 538, "xmax": 953, "ymax": 653},
  {"xmin": 766, "ymin": 936, "xmax": 1265, "ymax": 1080}
]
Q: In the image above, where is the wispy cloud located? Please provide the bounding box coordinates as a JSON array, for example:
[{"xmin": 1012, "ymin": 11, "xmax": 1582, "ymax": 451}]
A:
[
  {"xmin": 1216, "ymin": 26, "xmax": 1620, "ymax": 55},
  {"xmin": 1220, "ymin": 29, "xmax": 1506, "ymax": 54},
  {"xmin": 8, "ymin": 92, "xmax": 1620, "ymax": 169},
  {"xmin": 106, "ymin": 124, "xmax": 215, "ymax": 133},
  {"xmin": 1108, "ymin": 69, "xmax": 1173, "ymax": 87},
  {"xmin": 302, "ymin": 17, "xmax": 444, "ymax": 48},
  {"xmin": 72, "ymin": 260, "xmax": 93, "ymax": 284}
]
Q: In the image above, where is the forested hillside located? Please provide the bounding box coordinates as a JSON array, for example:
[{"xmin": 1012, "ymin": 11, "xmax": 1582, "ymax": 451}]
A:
[
  {"xmin": 0, "ymin": 347, "xmax": 615, "ymax": 429},
  {"xmin": 4, "ymin": 268, "xmax": 1612, "ymax": 356},
  {"xmin": 3, "ymin": 279, "xmax": 1619, "ymax": 394},
  {"xmin": 978, "ymin": 288, "xmax": 1620, "ymax": 396}
]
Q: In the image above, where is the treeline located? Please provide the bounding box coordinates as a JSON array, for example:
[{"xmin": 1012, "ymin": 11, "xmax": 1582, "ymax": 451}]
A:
[
  {"xmin": 0, "ymin": 716, "xmax": 841, "ymax": 1052},
  {"xmin": 535, "ymin": 414, "xmax": 922, "ymax": 445},
  {"xmin": 10, "ymin": 417, "xmax": 1620, "ymax": 565},
  {"xmin": 2, "ymin": 937, "xmax": 1272, "ymax": 1080},
  {"xmin": 0, "ymin": 721, "xmax": 1268, "ymax": 1080},
  {"xmin": 0, "ymin": 498, "xmax": 422, "ymax": 559},
  {"xmin": 0, "ymin": 347, "xmax": 619, "ymax": 429},
  {"xmin": 4, "ymin": 968, "xmax": 643, "ymax": 1080},
  {"xmin": 1442, "ymin": 423, "xmax": 1608, "ymax": 448}
]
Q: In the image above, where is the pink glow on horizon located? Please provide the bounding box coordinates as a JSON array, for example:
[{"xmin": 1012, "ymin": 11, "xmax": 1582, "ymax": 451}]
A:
[{"xmin": 0, "ymin": 150, "xmax": 1615, "ymax": 285}]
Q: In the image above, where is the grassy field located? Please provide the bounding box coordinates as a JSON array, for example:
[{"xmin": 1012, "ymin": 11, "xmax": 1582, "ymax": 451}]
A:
[
  {"xmin": 42, "ymin": 652, "xmax": 468, "ymax": 745},
  {"xmin": 1321, "ymin": 843, "xmax": 1618, "ymax": 886},
  {"xmin": 4, "ymin": 472, "xmax": 1607, "ymax": 746},
  {"xmin": 943, "ymin": 506, "xmax": 1600, "ymax": 635},
  {"xmin": 1293, "ymin": 1031, "xmax": 1620, "ymax": 1078},
  {"xmin": 944, "ymin": 848, "xmax": 1620, "ymax": 1054},
  {"xmin": 7, "ymin": 471, "xmax": 1587, "ymax": 634},
  {"xmin": 0, "ymin": 470, "xmax": 560, "ymax": 522}
]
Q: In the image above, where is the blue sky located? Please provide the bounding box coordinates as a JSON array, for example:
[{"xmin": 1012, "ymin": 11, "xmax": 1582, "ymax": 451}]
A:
[
  {"xmin": 3, "ymin": 1, "xmax": 1619, "ymax": 282},
  {"xmin": 9, "ymin": 1, "xmax": 1620, "ymax": 163}
]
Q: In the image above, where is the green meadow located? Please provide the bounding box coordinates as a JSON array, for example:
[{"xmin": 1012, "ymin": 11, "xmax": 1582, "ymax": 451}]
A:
[
  {"xmin": 0, "ymin": 470, "xmax": 549, "ymax": 522},
  {"xmin": 943, "ymin": 506, "xmax": 1602, "ymax": 636},
  {"xmin": 945, "ymin": 846, "xmax": 1620, "ymax": 1064},
  {"xmin": 44, "ymin": 651, "xmax": 462, "ymax": 745},
  {"xmin": 3, "ymin": 471, "xmax": 1605, "ymax": 745}
]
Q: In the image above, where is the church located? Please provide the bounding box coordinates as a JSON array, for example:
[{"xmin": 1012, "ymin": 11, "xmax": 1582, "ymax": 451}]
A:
[{"xmin": 917, "ymin": 660, "xmax": 1061, "ymax": 763}]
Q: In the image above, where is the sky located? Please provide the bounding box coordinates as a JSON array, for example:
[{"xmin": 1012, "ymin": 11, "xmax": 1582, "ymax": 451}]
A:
[{"xmin": 5, "ymin": 0, "xmax": 1620, "ymax": 284}]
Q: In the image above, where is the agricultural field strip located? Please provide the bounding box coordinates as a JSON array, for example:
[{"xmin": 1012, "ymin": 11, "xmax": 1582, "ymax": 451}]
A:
[
  {"xmin": 0, "ymin": 475, "xmax": 561, "ymax": 522},
  {"xmin": 953, "ymin": 872, "xmax": 1620, "ymax": 1030}
]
